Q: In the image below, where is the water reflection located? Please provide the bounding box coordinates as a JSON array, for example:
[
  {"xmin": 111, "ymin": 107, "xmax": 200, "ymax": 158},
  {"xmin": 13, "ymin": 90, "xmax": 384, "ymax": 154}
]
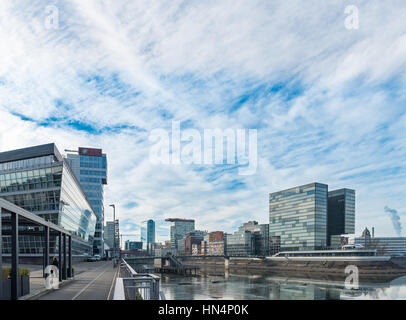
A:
[{"xmin": 158, "ymin": 266, "xmax": 406, "ymax": 300}]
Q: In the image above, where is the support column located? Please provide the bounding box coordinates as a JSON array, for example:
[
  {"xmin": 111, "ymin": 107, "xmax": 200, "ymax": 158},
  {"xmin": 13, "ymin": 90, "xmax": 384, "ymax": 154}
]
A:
[
  {"xmin": 58, "ymin": 232, "xmax": 62, "ymax": 282},
  {"xmin": 62, "ymin": 234, "xmax": 67, "ymax": 280},
  {"xmin": 11, "ymin": 212, "xmax": 19, "ymax": 300},
  {"xmin": 43, "ymin": 226, "xmax": 49, "ymax": 278},
  {"xmin": 68, "ymin": 236, "xmax": 72, "ymax": 278},
  {"xmin": 0, "ymin": 207, "xmax": 2, "ymax": 300}
]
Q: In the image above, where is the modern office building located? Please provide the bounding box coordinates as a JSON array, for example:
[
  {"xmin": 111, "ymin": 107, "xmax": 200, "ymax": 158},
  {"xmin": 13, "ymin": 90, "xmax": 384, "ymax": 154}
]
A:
[
  {"xmin": 141, "ymin": 219, "xmax": 155, "ymax": 252},
  {"xmin": 124, "ymin": 240, "xmax": 143, "ymax": 251},
  {"xmin": 104, "ymin": 221, "xmax": 115, "ymax": 248},
  {"xmin": 0, "ymin": 143, "xmax": 97, "ymax": 256},
  {"xmin": 226, "ymin": 227, "xmax": 254, "ymax": 257},
  {"xmin": 165, "ymin": 218, "xmax": 195, "ymax": 250},
  {"xmin": 177, "ymin": 238, "xmax": 185, "ymax": 254},
  {"xmin": 269, "ymin": 183, "xmax": 329, "ymax": 251},
  {"xmin": 269, "ymin": 182, "xmax": 356, "ymax": 252},
  {"xmin": 327, "ymin": 188, "xmax": 355, "ymax": 246},
  {"xmin": 239, "ymin": 221, "xmax": 270, "ymax": 256},
  {"xmin": 66, "ymin": 147, "xmax": 107, "ymax": 256},
  {"xmin": 226, "ymin": 222, "xmax": 269, "ymax": 257}
]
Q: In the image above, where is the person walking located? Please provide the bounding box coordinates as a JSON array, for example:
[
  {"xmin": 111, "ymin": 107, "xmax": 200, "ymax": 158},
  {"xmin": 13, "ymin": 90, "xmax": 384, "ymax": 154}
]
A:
[{"xmin": 52, "ymin": 256, "xmax": 59, "ymax": 268}]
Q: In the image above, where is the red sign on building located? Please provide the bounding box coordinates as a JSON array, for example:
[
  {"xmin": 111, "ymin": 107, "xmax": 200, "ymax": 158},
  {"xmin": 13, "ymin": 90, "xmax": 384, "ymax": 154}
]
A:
[{"xmin": 79, "ymin": 147, "xmax": 102, "ymax": 157}]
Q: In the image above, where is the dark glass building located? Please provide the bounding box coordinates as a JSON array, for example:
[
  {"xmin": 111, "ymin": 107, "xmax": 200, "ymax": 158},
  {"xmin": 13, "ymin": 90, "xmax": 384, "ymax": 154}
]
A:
[
  {"xmin": 0, "ymin": 143, "xmax": 97, "ymax": 256},
  {"xmin": 66, "ymin": 147, "xmax": 107, "ymax": 256},
  {"xmin": 327, "ymin": 188, "xmax": 355, "ymax": 246}
]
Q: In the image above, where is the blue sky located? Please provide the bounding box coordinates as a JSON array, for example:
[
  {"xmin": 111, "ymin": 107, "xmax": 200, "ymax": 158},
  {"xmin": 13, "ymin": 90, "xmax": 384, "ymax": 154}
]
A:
[{"xmin": 0, "ymin": 0, "xmax": 406, "ymax": 243}]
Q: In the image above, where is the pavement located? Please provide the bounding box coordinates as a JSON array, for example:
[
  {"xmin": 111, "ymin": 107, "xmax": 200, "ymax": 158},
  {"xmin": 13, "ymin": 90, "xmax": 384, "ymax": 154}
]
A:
[{"xmin": 12, "ymin": 260, "xmax": 118, "ymax": 300}]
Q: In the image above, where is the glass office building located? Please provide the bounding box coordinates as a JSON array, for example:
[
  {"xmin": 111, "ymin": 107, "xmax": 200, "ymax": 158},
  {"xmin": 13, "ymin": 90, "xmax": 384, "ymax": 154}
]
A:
[
  {"xmin": 226, "ymin": 221, "xmax": 269, "ymax": 256},
  {"xmin": 327, "ymin": 188, "xmax": 355, "ymax": 246},
  {"xmin": 141, "ymin": 219, "xmax": 155, "ymax": 251},
  {"xmin": 66, "ymin": 147, "xmax": 107, "ymax": 256},
  {"xmin": 104, "ymin": 221, "xmax": 115, "ymax": 248},
  {"xmin": 165, "ymin": 218, "xmax": 195, "ymax": 250},
  {"xmin": 226, "ymin": 228, "xmax": 254, "ymax": 257},
  {"xmin": 0, "ymin": 143, "xmax": 97, "ymax": 255},
  {"xmin": 269, "ymin": 183, "xmax": 328, "ymax": 251}
]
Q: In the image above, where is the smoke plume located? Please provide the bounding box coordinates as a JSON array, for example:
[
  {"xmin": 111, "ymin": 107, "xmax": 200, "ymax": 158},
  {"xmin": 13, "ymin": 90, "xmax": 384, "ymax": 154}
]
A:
[{"xmin": 384, "ymin": 206, "xmax": 402, "ymax": 237}]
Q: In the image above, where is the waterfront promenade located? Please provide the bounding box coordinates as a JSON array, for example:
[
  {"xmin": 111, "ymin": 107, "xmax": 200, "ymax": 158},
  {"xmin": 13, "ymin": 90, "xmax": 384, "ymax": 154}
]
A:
[
  {"xmin": 11, "ymin": 260, "xmax": 118, "ymax": 300},
  {"xmin": 36, "ymin": 260, "xmax": 118, "ymax": 300}
]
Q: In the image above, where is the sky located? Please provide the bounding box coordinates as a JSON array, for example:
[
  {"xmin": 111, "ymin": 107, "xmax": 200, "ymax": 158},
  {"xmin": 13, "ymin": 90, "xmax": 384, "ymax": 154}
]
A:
[{"xmin": 0, "ymin": 0, "xmax": 405, "ymax": 243}]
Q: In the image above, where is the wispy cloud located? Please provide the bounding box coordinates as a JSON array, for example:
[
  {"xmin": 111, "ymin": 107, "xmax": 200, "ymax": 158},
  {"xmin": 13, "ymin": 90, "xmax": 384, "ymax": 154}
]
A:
[{"xmin": 1, "ymin": 0, "xmax": 406, "ymax": 241}]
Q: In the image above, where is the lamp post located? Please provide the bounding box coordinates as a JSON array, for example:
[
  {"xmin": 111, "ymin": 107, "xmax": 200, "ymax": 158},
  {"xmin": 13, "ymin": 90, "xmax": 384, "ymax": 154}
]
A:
[{"xmin": 109, "ymin": 204, "xmax": 117, "ymax": 260}]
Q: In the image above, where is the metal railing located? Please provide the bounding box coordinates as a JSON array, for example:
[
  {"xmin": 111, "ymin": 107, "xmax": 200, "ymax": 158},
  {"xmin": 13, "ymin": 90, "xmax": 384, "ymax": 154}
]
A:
[{"xmin": 113, "ymin": 258, "xmax": 164, "ymax": 300}]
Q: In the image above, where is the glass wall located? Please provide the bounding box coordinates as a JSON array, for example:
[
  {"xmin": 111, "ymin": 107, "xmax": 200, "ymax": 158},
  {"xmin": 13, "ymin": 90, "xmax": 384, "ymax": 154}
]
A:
[
  {"xmin": 0, "ymin": 165, "xmax": 62, "ymax": 193},
  {"xmin": 0, "ymin": 155, "xmax": 54, "ymax": 171},
  {"xmin": 59, "ymin": 162, "xmax": 96, "ymax": 242},
  {"xmin": 269, "ymin": 183, "xmax": 328, "ymax": 251}
]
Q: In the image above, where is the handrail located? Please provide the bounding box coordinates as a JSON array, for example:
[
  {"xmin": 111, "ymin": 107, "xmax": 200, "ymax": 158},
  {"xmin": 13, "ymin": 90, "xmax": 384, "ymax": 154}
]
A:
[
  {"xmin": 121, "ymin": 258, "xmax": 138, "ymax": 276},
  {"xmin": 115, "ymin": 258, "xmax": 165, "ymax": 300}
]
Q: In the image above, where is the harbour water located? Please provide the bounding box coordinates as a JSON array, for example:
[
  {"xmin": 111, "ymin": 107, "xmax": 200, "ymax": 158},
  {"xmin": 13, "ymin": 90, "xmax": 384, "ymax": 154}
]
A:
[{"xmin": 158, "ymin": 267, "xmax": 406, "ymax": 300}]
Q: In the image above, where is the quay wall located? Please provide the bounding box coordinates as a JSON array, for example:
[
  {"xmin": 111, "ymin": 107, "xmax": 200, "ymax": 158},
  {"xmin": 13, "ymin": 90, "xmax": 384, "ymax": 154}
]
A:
[{"xmin": 178, "ymin": 256, "xmax": 406, "ymax": 278}]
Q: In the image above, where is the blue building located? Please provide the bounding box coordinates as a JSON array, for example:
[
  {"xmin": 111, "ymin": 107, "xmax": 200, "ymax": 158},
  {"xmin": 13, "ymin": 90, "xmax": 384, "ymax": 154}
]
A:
[
  {"xmin": 66, "ymin": 147, "xmax": 107, "ymax": 256},
  {"xmin": 141, "ymin": 219, "xmax": 155, "ymax": 252}
]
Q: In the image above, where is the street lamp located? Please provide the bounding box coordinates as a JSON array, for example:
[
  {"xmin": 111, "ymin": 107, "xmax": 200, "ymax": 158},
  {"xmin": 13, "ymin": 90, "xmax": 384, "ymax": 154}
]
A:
[{"xmin": 109, "ymin": 204, "xmax": 117, "ymax": 260}]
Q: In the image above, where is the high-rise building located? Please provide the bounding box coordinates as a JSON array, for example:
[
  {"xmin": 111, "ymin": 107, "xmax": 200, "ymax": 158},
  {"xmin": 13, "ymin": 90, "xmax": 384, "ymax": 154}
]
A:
[
  {"xmin": 66, "ymin": 147, "xmax": 107, "ymax": 256},
  {"xmin": 0, "ymin": 143, "xmax": 97, "ymax": 256},
  {"xmin": 141, "ymin": 219, "xmax": 155, "ymax": 252},
  {"xmin": 165, "ymin": 218, "xmax": 195, "ymax": 250},
  {"xmin": 327, "ymin": 188, "xmax": 355, "ymax": 246},
  {"xmin": 269, "ymin": 183, "xmax": 328, "ymax": 251},
  {"xmin": 104, "ymin": 221, "xmax": 115, "ymax": 248}
]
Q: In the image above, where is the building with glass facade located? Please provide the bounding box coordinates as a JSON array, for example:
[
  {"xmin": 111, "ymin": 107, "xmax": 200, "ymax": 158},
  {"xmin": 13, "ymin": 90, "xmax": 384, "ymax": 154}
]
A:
[
  {"xmin": 269, "ymin": 183, "xmax": 328, "ymax": 251},
  {"xmin": 0, "ymin": 143, "xmax": 97, "ymax": 256},
  {"xmin": 66, "ymin": 147, "xmax": 107, "ymax": 256},
  {"xmin": 104, "ymin": 221, "xmax": 115, "ymax": 248},
  {"xmin": 165, "ymin": 218, "xmax": 195, "ymax": 250},
  {"xmin": 141, "ymin": 219, "xmax": 155, "ymax": 252},
  {"xmin": 225, "ymin": 221, "xmax": 269, "ymax": 257},
  {"xmin": 327, "ymin": 188, "xmax": 355, "ymax": 246},
  {"xmin": 226, "ymin": 228, "xmax": 254, "ymax": 257}
]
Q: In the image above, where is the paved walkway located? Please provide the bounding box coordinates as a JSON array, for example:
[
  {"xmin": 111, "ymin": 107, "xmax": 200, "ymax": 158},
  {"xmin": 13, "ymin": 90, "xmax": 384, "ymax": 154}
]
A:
[{"xmin": 34, "ymin": 260, "xmax": 118, "ymax": 300}]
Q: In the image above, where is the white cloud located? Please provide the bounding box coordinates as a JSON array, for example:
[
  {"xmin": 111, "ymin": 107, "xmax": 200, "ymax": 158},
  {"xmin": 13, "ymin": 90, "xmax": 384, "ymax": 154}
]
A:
[{"xmin": 0, "ymin": 0, "xmax": 406, "ymax": 241}]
